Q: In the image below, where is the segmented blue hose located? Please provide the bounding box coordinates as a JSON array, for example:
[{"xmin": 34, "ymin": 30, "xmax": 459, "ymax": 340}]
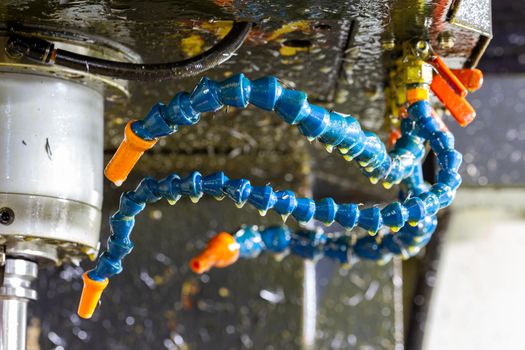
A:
[
  {"xmin": 233, "ymin": 216, "xmax": 437, "ymax": 264},
  {"xmin": 130, "ymin": 74, "xmax": 438, "ymax": 186},
  {"xmin": 88, "ymin": 165, "xmax": 439, "ymax": 282},
  {"xmin": 87, "ymin": 75, "xmax": 461, "ymax": 282}
]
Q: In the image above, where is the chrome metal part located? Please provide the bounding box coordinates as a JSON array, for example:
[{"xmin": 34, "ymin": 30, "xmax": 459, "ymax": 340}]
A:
[
  {"xmin": 0, "ymin": 194, "xmax": 102, "ymax": 252},
  {"xmin": 5, "ymin": 240, "xmax": 58, "ymax": 265},
  {"xmin": 448, "ymin": 0, "xmax": 493, "ymax": 37},
  {"xmin": 0, "ymin": 258, "xmax": 38, "ymax": 350}
]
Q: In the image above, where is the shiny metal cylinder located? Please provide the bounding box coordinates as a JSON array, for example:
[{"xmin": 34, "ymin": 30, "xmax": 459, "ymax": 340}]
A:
[
  {"xmin": 0, "ymin": 73, "xmax": 104, "ymax": 250},
  {"xmin": 0, "ymin": 259, "xmax": 38, "ymax": 350},
  {"xmin": 0, "ymin": 299, "xmax": 28, "ymax": 350}
]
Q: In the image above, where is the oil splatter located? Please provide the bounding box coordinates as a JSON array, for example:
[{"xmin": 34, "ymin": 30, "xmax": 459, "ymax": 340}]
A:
[{"xmin": 45, "ymin": 138, "xmax": 53, "ymax": 160}]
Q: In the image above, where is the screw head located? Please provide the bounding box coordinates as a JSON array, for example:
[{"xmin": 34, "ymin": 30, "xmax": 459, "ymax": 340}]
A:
[
  {"xmin": 381, "ymin": 38, "xmax": 396, "ymax": 51},
  {"xmin": 0, "ymin": 207, "xmax": 15, "ymax": 225},
  {"xmin": 438, "ymin": 32, "xmax": 455, "ymax": 49}
]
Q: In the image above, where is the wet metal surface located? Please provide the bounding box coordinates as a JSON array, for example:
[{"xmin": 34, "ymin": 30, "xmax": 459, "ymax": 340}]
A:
[
  {"xmin": 449, "ymin": 0, "xmax": 492, "ymax": 37},
  {"xmin": 30, "ymin": 181, "xmax": 401, "ymax": 349}
]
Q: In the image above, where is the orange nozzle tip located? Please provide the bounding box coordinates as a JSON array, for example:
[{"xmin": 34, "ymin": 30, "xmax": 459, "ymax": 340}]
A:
[
  {"xmin": 189, "ymin": 256, "xmax": 213, "ymax": 274},
  {"xmin": 104, "ymin": 121, "xmax": 158, "ymax": 186},
  {"xmin": 451, "ymin": 68, "xmax": 484, "ymax": 92},
  {"xmin": 189, "ymin": 232, "xmax": 239, "ymax": 274},
  {"xmin": 457, "ymin": 111, "xmax": 476, "ymax": 127},
  {"xmin": 77, "ymin": 272, "xmax": 109, "ymax": 319},
  {"xmin": 431, "ymin": 75, "xmax": 476, "ymax": 127},
  {"xmin": 430, "ymin": 55, "xmax": 468, "ymax": 97}
]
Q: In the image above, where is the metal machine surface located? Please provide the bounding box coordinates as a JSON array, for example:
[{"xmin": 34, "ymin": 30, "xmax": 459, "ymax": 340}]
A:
[{"xmin": 0, "ymin": 1, "xmax": 495, "ymax": 349}]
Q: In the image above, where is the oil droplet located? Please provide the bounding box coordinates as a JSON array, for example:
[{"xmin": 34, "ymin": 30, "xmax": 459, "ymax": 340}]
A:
[
  {"xmin": 114, "ymin": 180, "xmax": 123, "ymax": 187},
  {"xmin": 408, "ymin": 220, "xmax": 418, "ymax": 227},
  {"xmin": 358, "ymin": 161, "xmax": 369, "ymax": 167},
  {"xmin": 340, "ymin": 262, "xmax": 352, "ymax": 270},
  {"xmin": 273, "ymin": 251, "xmax": 289, "ymax": 262},
  {"xmin": 338, "ymin": 147, "xmax": 349, "ymax": 154},
  {"xmin": 214, "ymin": 195, "xmax": 225, "ymax": 201},
  {"xmin": 343, "ymin": 154, "xmax": 354, "ymax": 162},
  {"xmin": 391, "ymin": 226, "xmax": 401, "ymax": 232},
  {"xmin": 382, "ymin": 182, "xmax": 393, "ymax": 189},
  {"xmin": 167, "ymin": 198, "xmax": 179, "ymax": 205},
  {"xmin": 377, "ymin": 257, "xmax": 390, "ymax": 266},
  {"xmin": 365, "ymin": 166, "xmax": 375, "ymax": 172},
  {"xmin": 258, "ymin": 209, "xmax": 268, "ymax": 217},
  {"xmin": 235, "ymin": 201, "xmax": 246, "ymax": 209},
  {"xmin": 190, "ymin": 193, "xmax": 203, "ymax": 203},
  {"xmin": 369, "ymin": 177, "xmax": 379, "ymax": 184},
  {"xmin": 324, "ymin": 144, "xmax": 334, "ymax": 153},
  {"xmin": 368, "ymin": 230, "xmax": 377, "ymax": 236},
  {"xmin": 307, "ymin": 136, "xmax": 316, "ymax": 143},
  {"xmin": 323, "ymin": 221, "xmax": 333, "ymax": 226},
  {"xmin": 281, "ymin": 214, "xmax": 290, "ymax": 222}
]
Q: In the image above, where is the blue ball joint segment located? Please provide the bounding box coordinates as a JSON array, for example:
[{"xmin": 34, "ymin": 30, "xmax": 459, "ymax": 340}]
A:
[{"xmin": 113, "ymin": 74, "xmax": 433, "ymax": 188}]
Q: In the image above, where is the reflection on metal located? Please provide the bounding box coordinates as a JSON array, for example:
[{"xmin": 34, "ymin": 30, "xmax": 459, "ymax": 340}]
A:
[
  {"xmin": 449, "ymin": 0, "xmax": 493, "ymax": 37},
  {"xmin": 0, "ymin": 194, "xmax": 101, "ymax": 258},
  {"xmin": 302, "ymin": 260, "xmax": 317, "ymax": 349},
  {"xmin": 0, "ymin": 259, "xmax": 38, "ymax": 350},
  {"xmin": 5, "ymin": 241, "xmax": 58, "ymax": 264}
]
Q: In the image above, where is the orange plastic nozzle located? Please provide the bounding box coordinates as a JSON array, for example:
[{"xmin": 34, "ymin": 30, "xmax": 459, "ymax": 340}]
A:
[
  {"xmin": 190, "ymin": 232, "xmax": 240, "ymax": 274},
  {"xmin": 77, "ymin": 272, "xmax": 109, "ymax": 319},
  {"xmin": 430, "ymin": 74, "xmax": 476, "ymax": 127},
  {"xmin": 451, "ymin": 68, "xmax": 484, "ymax": 92},
  {"xmin": 429, "ymin": 55, "xmax": 468, "ymax": 98},
  {"xmin": 104, "ymin": 121, "xmax": 158, "ymax": 186}
]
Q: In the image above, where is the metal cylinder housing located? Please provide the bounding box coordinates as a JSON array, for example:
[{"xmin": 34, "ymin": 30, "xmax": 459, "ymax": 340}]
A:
[{"xmin": 0, "ymin": 72, "xmax": 104, "ymax": 255}]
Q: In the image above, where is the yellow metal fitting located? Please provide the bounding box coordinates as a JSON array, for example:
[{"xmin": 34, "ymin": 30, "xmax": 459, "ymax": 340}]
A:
[
  {"xmin": 407, "ymin": 88, "xmax": 429, "ymax": 104},
  {"xmin": 396, "ymin": 84, "xmax": 407, "ymax": 106},
  {"xmin": 402, "ymin": 58, "xmax": 433, "ymax": 85}
]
